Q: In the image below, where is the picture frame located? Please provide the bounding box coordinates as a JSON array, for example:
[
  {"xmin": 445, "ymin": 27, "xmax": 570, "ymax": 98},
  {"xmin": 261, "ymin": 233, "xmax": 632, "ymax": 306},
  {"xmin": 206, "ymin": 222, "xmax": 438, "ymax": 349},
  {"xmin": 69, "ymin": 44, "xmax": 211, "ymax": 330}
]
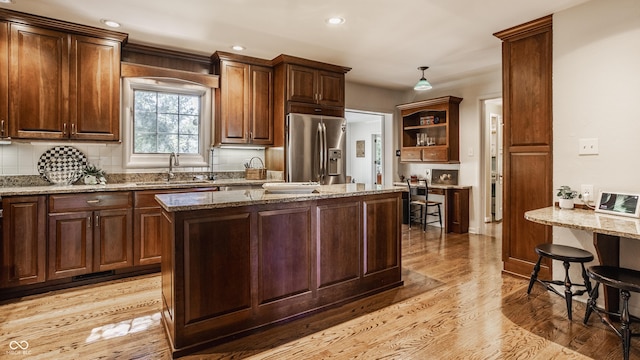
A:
[
  {"xmin": 355, "ymin": 140, "xmax": 365, "ymax": 157},
  {"xmin": 595, "ymin": 190, "xmax": 640, "ymax": 218}
]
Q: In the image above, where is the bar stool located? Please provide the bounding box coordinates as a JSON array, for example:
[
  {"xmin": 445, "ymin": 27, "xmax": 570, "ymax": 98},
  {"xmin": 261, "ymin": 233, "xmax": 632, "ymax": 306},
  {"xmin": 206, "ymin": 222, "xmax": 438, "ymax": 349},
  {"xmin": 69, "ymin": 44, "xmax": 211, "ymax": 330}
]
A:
[
  {"xmin": 584, "ymin": 265, "xmax": 640, "ymax": 360},
  {"xmin": 406, "ymin": 180, "xmax": 442, "ymax": 232},
  {"xmin": 527, "ymin": 243, "xmax": 594, "ymax": 320}
]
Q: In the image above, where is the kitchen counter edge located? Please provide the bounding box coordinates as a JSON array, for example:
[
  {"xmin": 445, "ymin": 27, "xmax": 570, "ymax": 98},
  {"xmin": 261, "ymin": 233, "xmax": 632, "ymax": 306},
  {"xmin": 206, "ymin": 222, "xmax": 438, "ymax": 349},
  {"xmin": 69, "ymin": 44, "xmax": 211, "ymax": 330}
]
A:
[{"xmin": 155, "ymin": 184, "xmax": 405, "ymax": 212}]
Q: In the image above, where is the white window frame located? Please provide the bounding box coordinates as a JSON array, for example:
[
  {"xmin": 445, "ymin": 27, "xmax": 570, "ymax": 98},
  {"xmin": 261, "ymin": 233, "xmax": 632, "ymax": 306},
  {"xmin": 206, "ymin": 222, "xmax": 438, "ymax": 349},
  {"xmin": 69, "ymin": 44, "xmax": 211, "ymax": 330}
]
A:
[{"xmin": 122, "ymin": 77, "xmax": 212, "ymax": 169}]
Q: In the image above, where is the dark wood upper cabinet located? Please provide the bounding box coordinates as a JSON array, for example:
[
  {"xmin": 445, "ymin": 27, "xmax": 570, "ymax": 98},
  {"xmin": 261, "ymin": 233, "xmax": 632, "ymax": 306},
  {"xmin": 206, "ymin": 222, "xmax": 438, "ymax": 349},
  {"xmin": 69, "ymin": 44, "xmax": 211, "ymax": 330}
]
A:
[
  {"xmin": 69, "ymin": 35, "xmax": 121, "ymax": 141},
  {"xmin": 0, "ymin": 21, "xmax": 8, "ymax": 138},
  {"xmin": 494, "ymin": 15, "xmax": 553, "ymax": 279},
  {"xmin": 212, "ymin": 52, "xmax": 273, "ymax": 146},
  {"xmin": 397, "ymin": 96, "xmax": 463, "ymax": 163},
  {"xmin": 270, "ymin": 54, "xmax": 350, "ymax": 156},
  {"xmin": 0, "ymin": 9, "xmax": 127, "ymax": 141},
  {"xmin": 8, "ymin": 23, "xmax": 69, "ymax": 140}
]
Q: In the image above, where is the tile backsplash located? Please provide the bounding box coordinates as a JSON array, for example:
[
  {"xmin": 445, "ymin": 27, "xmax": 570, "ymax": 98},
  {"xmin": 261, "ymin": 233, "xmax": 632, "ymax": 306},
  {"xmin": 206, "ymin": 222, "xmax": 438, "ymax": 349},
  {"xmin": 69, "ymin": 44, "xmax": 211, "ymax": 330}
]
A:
[{"xmin": 0, "ymin": 142, "xmax": 265, "ymax": 176}]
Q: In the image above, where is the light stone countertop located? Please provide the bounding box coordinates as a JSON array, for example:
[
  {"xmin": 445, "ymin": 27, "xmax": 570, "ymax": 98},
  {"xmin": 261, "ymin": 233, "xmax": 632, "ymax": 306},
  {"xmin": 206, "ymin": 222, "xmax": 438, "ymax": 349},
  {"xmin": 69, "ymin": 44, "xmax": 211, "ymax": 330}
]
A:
[
  {"xmin": 0, "ymin": 178, "xmax": 281, "ymax": 197},
  {"xmin": 525, "ymin": 206, "xmax": 640, "ymax": 240},
  {"xmin": 155, "ymin": 184, "xmax": 405, "ymax": 212}
]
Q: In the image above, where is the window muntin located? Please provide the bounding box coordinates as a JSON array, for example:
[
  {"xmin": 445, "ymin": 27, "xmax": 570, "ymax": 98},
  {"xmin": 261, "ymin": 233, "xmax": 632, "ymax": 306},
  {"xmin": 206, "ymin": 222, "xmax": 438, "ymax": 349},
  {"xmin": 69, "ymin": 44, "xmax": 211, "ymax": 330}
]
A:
[
  {"xmin": 122, "ymin": 77, "xmax": 212, "ymax": 169},
  {"xmin": 133, "ymin": 90, "xmax": 200, "ymax": 154}
]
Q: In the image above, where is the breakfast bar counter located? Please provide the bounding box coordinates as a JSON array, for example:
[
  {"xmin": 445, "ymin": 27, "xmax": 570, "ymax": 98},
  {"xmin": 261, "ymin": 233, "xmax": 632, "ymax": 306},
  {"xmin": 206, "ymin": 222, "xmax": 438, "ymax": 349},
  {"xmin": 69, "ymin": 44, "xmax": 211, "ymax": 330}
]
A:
[
  {"xmin": 155, "ymin": 185, "xmax": 404, "ymax": 357},
  {"xmin": 525, "ymin": 206, "xmax": 640, "ymax": 315}
]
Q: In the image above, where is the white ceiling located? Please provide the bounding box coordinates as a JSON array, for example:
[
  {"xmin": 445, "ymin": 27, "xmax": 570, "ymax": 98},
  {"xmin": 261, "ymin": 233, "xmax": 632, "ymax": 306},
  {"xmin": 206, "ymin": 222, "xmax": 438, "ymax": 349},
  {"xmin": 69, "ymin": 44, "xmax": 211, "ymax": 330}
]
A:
[{"xmin": 1, "ymin": 0, "xmax": 591, "ymax": 90}]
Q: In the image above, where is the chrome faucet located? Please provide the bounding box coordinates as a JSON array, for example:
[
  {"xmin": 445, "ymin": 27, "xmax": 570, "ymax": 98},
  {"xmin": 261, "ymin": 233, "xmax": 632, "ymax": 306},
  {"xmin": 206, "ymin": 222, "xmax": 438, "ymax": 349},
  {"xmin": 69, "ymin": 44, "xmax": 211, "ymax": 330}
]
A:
[{"xmin": 168, "ymin": 152, "xmax": 179, "ymax": 181}]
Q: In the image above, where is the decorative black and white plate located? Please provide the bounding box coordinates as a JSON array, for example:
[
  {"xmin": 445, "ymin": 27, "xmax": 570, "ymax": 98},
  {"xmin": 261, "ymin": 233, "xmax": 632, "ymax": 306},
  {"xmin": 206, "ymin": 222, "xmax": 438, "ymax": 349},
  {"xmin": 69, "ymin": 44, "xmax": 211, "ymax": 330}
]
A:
[{"xmin": 37, "ymin": 146, "xmax": 88, "ymax": 184}]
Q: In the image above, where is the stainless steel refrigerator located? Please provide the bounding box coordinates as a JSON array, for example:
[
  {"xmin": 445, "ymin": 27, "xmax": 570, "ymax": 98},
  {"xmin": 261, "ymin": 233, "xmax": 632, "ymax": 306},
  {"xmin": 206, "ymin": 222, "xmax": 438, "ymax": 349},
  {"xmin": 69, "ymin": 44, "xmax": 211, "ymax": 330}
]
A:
[{"xmin": 286, "ymin": 113, "xmax": 346, "ymax": 184}]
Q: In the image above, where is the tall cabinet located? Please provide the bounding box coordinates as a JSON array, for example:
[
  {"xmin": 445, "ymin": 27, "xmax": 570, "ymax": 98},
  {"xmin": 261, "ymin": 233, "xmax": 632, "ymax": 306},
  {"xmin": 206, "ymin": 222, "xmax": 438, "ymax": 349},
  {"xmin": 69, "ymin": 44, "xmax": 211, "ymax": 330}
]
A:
[
  {"xmin": 0, "ymin": 20, "xmax": 7, "ymax": 138},
  {"xmin": 494, "ymin": 16, "xmax": 553, "ymax": 278}
]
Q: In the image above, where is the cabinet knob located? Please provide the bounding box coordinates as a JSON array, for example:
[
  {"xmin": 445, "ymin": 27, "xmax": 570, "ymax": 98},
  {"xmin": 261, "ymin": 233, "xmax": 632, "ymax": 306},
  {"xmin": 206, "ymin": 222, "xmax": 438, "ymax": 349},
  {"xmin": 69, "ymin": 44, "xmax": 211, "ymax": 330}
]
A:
[
  {"xmin": 63, "ymin": 123, "xmax": 67, "ymax": 135},
  {"xmin": 86, "ymin": 199, "xmax": 100, "ymax": 204},
  {"xmin": 1, "ymin": 120, "xmax": 4, "ymax": 136},
  {"xmin": 71, "ymin": 123, "xmax": 76, "ymax": 135}
]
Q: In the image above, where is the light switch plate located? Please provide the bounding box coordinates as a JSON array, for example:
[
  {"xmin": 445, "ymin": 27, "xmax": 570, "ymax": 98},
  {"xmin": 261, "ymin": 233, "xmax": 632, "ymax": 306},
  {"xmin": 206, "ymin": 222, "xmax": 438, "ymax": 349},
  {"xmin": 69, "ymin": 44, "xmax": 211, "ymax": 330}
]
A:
[{"xmin": 579, "ymin": 138, "xmax": 599, "ymax": 155}]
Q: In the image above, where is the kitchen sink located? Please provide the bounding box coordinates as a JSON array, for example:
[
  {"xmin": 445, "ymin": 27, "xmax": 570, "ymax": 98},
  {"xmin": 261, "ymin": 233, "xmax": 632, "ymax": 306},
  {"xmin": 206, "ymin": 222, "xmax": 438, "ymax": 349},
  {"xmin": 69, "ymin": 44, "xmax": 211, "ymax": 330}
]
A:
[{"xmin": 135, "ymin": 180, "xmax": 213, "ymax": 186}]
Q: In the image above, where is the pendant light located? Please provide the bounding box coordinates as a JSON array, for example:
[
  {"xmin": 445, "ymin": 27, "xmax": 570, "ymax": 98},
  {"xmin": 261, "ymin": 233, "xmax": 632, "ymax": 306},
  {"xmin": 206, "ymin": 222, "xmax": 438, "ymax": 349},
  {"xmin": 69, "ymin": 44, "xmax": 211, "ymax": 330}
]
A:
[{"xmin": 414, "ymin": 66, "xmax": 432, "ymax": 91}]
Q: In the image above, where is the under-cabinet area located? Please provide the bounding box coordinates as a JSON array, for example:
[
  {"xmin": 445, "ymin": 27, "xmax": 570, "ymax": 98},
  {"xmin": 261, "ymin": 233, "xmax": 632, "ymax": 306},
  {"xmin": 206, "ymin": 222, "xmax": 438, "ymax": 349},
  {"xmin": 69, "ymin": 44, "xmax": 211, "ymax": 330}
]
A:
[{"xmin": 0, "ymin": 186, "xmax": 216, "ymax": 299}]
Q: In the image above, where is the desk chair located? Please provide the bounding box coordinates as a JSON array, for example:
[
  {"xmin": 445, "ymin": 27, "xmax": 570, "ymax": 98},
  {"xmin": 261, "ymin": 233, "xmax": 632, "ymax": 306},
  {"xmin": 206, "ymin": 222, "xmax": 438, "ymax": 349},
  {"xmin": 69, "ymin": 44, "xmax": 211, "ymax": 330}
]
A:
[
  {"xmin": 406, "ymin": 180, "xmax": 442, "ymax": 232},
  {"xmin": 584, "ymin": 265, "xmax": 640, "ymax": 360}
]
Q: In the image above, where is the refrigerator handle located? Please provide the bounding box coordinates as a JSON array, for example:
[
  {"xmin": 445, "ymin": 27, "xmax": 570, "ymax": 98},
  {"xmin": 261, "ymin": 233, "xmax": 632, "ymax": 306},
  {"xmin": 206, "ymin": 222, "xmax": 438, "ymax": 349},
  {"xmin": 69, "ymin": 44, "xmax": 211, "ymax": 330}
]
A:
[
  {"xmin": 317, "ymin": 122, "xmax": 325, "ymax": 182},
  {"xmin": 321, "ymin": 122, "xmax": 328, "ymax": 182}
]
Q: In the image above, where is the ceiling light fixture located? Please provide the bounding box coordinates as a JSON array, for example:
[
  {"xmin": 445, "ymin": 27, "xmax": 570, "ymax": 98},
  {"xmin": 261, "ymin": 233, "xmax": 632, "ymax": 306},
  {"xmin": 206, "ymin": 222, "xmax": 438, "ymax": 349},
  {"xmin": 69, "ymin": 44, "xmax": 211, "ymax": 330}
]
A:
[
  {"xmin": 414, "ymin": 66, "xmax": 432, "ymax": 91},
  {"xmin": 231, "ymin": 45, "xmax": 245, "ymax": 51},
  {"xmin": 100, "ymin": 19, "xmax": 121, "ymax": 28},
  {"xmin": 0, "ymin": 0, "xmax": 14, "ymax": 4},
  {"xmin": 326, "ymin": 17, "xmax": 345, "ymax": 25}
]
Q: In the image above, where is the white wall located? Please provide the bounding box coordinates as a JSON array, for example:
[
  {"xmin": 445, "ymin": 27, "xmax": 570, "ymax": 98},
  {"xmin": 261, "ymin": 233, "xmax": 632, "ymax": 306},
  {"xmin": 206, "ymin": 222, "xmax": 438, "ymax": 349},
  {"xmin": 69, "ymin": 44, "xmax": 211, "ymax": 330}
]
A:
[
  {"xmin": 553, "ymin": 0, "xmax": 640, "ymax": 309},
  {"xmin": 346, "ymin": 121, "xmax": 381, "ymax": 184},
  {"xmin": 344, "ymin": 82, "xmax": 405, "ymax": 187}
]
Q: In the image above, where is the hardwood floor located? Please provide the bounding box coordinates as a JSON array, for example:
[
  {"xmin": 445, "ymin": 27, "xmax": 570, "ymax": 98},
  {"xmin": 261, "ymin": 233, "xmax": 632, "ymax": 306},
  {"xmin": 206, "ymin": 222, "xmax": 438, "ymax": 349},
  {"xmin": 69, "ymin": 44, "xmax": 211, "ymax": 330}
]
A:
[{"xmin": 1, "ymin": 224, "xmax": 636, "ymax": 359}]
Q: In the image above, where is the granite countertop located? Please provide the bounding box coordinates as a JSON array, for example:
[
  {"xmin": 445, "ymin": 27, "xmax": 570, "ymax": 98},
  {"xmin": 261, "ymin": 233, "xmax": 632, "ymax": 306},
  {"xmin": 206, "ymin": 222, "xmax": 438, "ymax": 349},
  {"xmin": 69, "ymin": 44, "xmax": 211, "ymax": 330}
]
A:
[
  {"xmin": 0, "ymin": 178, "xmax": 281, "ymax": 197},
  {"xmin": 525, "ymin": 206, "xmax": 640, "ymax": 240},
  {"xmin": 155, "ymin": 184, "xmax": 405, "ymax": 212},
  {"xmin": 392, "ymin": 181, "xmax": 471, "ymax": 189}
]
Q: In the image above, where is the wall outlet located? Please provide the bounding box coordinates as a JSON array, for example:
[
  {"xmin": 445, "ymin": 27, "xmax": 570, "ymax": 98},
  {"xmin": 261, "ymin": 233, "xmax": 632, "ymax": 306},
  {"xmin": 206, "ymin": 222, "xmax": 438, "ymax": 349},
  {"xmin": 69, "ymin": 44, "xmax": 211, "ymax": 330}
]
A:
[{"xmin": 581, "ymin": 184, "xmax": 594, "ymax": 202}]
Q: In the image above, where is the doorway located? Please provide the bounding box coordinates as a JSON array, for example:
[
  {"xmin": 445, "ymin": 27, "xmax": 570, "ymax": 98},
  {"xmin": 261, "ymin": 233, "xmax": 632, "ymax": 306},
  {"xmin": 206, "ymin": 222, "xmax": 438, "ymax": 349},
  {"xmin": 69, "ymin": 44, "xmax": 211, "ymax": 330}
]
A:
[
  {"xmin": 345, "ymin": 111, "xmax": 383, "ymax": 185},
  {"xmin": 482, "ymin": 98, "xmax": 503, "ymax": 224}
]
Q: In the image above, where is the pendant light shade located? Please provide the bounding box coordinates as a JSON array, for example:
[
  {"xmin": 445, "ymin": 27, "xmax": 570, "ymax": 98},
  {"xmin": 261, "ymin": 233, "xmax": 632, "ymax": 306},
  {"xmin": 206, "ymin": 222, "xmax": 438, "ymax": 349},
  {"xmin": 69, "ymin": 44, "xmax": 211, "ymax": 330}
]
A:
[{"xmin": 414, "ymin": 66, "xmax": 432, "ymax": 91}]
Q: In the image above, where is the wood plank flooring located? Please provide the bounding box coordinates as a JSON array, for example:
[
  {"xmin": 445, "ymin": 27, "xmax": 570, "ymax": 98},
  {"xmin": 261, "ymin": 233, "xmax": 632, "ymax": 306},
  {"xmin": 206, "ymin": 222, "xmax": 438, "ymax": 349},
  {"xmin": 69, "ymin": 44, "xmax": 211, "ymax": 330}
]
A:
[{"xmin": 0, "ymin": 224, "xmax": 637, "ymax": 359}]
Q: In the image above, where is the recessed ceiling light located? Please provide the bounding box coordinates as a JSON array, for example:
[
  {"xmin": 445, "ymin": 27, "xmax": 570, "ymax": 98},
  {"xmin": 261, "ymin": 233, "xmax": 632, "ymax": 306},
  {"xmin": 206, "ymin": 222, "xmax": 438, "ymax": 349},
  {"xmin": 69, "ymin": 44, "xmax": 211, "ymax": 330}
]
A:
[
  {"xmin": 100, "ymin": 19, "xmax": 121, "ymax": 28},
  {"xmin": 0, "ymin": 0, "xmax": 14, "ymax": 3},
  {"xmin": 326, "ymin": 17, "xmax": 345, "ymax": 25},
  {"xmin": 231, "ymin": 45, "xmax": 245, "ymax": 51}
]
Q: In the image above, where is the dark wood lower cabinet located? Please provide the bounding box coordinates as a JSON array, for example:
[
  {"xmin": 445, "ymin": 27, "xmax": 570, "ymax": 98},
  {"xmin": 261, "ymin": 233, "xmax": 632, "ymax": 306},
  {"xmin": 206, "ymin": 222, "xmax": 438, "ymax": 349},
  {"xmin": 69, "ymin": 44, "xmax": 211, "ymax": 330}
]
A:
[
  {"xmin": 48, "ymin": 192, "xmax": 133, "ymax": 280},
  {"xmin": 161, "ymin": 192, "xmax": 402, "ymax": 356},
  {"xmin": 1, "ymin": 196, "xmax": 47, "ymax": 287}
]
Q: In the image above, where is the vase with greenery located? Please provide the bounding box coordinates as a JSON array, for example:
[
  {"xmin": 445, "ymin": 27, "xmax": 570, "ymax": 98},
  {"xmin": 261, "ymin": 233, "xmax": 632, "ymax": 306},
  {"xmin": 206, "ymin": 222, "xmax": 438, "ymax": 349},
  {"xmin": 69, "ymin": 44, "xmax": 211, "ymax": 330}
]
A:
[
  {"xmin": 82, "ymin": 164, "xmax": 107, "ymax": 185},
  {"xmin": 557, "ymin": 185, "xmax": 578, "ymax": 209}
]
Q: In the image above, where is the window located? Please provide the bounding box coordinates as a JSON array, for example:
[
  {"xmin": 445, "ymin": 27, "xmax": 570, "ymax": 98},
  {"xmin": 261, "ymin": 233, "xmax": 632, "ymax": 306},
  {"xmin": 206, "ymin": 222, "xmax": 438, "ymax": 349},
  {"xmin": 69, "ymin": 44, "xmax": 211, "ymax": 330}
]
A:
[
  {"xmin": 133, "ymin": 90, "xmax": 200, "ymax": 154},
  {"xmin": 122, "ymin": 77, "xmax": 212, "ymax": 169}
]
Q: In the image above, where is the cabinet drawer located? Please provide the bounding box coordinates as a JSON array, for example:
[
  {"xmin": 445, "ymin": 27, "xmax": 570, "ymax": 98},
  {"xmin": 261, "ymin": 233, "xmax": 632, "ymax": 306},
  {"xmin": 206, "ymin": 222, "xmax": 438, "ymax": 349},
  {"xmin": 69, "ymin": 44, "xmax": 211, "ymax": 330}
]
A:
[
  {"xmin": 400, "ymin": 148, "xmax": 422, "ymax": 162},
  {"xmin": 422, "ymin": 148, "xmax": 449, "ymax": 162},
  {"xmin": 49, "ymin": 192, "xmax": 132, "ymax": 213},
  {"xmin": 428, "ymin": 188, "xmax": 445, "ymax": 195},
  {"xmin": 134, "ymin": 188, "xmax": 217, "ymax": 208}
]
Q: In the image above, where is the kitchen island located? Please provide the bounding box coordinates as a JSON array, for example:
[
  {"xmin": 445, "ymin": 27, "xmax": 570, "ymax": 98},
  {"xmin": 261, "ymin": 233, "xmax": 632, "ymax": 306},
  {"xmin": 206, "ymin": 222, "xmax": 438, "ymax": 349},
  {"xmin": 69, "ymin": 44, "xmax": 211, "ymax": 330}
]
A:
[{"xmin": 155, "ymin": 184, "xmax": 404, "ymax": 357}]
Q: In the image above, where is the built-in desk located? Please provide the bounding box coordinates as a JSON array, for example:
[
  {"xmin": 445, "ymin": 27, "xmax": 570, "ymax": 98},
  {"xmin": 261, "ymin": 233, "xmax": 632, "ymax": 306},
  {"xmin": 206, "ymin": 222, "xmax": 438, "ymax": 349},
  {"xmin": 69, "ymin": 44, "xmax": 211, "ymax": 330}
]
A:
[
  {"xmin": 525, "ymin": 206, "xmax": 640, "ymax": 315},
  {"xmin": 394, "ymin": 182, "xmax": 470, "ymax": 233}
]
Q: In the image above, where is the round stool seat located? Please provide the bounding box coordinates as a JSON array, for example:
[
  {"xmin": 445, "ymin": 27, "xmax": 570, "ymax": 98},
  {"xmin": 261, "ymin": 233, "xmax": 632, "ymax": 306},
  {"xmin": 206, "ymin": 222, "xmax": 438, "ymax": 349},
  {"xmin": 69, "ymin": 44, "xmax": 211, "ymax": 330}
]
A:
[
  {"xmin": 535, "ymin": 243, "xmax": 594, "ymax": 263},
  {"xmin": 587, "ymin": 265, "xmax": 640, "ymax": 293}
]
